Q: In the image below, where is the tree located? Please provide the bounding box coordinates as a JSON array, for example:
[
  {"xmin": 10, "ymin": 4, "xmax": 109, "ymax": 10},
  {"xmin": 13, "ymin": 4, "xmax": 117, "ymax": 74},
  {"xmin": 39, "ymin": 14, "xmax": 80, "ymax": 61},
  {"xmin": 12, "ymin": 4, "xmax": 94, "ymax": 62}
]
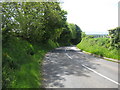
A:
[
  {"xmin": 68, "ymin": 23, "xmax": 82, "ymax": 45},
  {"xmin": 2, "ymin": 2, "xmax": 67, "ymax": 43},
  {"xmin": 42, "ymin": 2, "xmax": 67, "ymax": 42},
  {"xmin": 57, "ymin": 22, "xmax": 72, "ymax": 45},
  {"xmin": 81, "ymin": 32, "xmax": 86, "ymax": 38}
]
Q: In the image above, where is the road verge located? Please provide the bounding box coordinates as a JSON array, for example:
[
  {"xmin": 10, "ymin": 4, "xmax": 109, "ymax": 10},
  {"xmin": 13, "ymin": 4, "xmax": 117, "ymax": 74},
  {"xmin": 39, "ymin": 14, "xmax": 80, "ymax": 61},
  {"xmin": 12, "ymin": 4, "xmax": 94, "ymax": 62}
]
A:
[{"xmin": 75, "ymin": 47, "xmax": 120, "ymax": 63}]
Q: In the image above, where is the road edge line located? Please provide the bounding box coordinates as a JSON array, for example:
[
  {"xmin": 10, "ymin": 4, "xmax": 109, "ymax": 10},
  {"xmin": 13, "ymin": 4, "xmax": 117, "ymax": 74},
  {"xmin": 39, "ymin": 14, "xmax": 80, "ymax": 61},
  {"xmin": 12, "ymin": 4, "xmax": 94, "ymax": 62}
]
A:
[{"xmin": 82, "ymin": 64, "xmax": 120, "ymax": 86}]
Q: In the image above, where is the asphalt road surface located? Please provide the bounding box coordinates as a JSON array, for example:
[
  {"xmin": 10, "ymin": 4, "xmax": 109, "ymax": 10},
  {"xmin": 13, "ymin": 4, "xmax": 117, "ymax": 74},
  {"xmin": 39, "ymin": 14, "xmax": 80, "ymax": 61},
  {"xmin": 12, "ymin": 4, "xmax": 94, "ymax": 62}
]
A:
[{"xmin": 42, "ymin": 46, "xmax": 119, "ymax": 88}]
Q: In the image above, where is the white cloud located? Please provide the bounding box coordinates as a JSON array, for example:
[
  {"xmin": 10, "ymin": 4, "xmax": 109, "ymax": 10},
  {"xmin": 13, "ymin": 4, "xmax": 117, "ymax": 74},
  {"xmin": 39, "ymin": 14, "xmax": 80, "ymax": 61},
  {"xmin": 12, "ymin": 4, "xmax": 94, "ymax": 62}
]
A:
[{"xmin": 61, "ymin": 0, "xmax": 119, "ymax": 34}]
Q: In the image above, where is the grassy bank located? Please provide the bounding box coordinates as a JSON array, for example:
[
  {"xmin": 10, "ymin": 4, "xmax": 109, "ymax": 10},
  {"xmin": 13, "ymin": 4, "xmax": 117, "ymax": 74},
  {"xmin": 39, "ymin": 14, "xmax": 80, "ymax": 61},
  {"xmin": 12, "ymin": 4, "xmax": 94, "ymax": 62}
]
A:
[
  {"xmin": 3, "ymin": 36, "xmax": 59, "ymax": 88},
  {"xmin": 77, "ymin": 38, "xmax": 119, "ymax": 60}
]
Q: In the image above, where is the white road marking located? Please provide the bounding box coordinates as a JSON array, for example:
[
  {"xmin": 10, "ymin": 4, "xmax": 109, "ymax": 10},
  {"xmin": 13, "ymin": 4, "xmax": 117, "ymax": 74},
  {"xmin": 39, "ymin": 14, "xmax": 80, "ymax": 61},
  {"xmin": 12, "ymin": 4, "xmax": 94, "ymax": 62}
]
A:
[
  {"xmin": 65, "ymin": 49, "xmax": 72, "ymax": 59},
  {"xmin": 66, "ymin": 53, "xmax": 72, "ymax": 59},
  {"xmin": 82, "ymin": 64, "xmax": 120, "ymax": 85},
  {"xmin": 65, "ymin": 49, "xmax": 66, "ymax": 52},
  {"xmin": 65, "ymin": 47, "xmax": 119, "ymax": 85}
]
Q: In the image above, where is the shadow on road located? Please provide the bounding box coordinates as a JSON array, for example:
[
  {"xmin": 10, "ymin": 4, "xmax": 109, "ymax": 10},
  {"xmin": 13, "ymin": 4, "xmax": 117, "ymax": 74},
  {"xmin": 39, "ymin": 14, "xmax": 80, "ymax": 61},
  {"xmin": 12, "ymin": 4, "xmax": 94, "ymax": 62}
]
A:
[{"xmin": 42, "ymin": 47, "xmax": 100, "ymax": 88}]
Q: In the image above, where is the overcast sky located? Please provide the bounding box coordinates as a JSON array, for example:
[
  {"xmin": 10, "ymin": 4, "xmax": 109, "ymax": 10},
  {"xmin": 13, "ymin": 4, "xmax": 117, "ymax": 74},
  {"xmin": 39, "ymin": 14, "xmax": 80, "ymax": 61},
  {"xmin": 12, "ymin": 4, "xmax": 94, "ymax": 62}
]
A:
[{"xmin": 61, "ymin": 0, "xmax": 119, "ymax": 34}]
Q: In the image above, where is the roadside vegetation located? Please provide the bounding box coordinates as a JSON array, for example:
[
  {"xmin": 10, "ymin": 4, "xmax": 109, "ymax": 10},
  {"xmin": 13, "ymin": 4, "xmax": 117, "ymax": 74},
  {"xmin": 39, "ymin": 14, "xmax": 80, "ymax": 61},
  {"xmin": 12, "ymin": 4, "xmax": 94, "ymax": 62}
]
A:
[
  {"xmin": 2, "ymin": 2, "xmax": 82, "ymax": 88},
  {"xmin": 3, "ymin": 1, "xmax": 119, "ymax": 88},
  {"xmin": 77, "ymin": 27, "xmax": 120, "ymax": 60},
  {"xmin": 3, "ymin": 36, "xmax": 58, "ymax": 88}
]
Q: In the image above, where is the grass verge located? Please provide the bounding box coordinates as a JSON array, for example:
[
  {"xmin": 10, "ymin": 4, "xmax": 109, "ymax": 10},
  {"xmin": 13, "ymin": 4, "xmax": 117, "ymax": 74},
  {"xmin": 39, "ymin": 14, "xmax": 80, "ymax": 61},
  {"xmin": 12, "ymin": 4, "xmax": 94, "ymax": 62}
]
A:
[
  {"xmin": 77, "ymin": 38, "xmax": 119, "ymax": 60},
  {"xmin": 3, "ymin": 36, "xmax": 58, "ymax": 88}
]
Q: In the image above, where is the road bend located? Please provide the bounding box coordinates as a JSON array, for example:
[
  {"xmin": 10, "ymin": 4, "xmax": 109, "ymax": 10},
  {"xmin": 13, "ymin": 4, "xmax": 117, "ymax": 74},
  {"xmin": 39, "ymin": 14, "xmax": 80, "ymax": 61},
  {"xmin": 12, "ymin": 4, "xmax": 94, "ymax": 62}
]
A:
[{"xmin": 42, "ymin": 46, "xmax": 119, "ymax": 88}]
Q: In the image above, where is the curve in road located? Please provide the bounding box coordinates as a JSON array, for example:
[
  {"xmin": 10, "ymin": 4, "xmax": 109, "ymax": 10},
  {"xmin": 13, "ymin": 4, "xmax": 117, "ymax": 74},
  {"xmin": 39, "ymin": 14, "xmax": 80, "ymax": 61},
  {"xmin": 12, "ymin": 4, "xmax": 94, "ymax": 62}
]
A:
[{"xmin": 42, "ymin": 46, "xmax": 119, "ymax": 88}]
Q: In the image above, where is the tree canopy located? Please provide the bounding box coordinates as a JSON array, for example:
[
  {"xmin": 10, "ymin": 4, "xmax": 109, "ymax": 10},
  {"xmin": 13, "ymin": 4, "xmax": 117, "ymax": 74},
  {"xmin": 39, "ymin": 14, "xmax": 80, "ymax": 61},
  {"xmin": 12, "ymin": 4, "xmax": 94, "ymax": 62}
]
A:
[{"xmin": 2, "ymin": 2, "xmax": 82, "ymax": 45}]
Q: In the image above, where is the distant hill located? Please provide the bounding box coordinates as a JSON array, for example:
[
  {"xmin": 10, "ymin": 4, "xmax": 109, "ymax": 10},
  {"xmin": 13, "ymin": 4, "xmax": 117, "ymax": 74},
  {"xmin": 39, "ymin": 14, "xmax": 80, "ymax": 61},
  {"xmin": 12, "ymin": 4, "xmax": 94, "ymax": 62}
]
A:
[
  {"xmin": 86, "ymin": 34, "xmax": 108, "ymax": 38},
  {"xmin": 86, "ymin": 34, "xmax": 108, "ymax": 35}
]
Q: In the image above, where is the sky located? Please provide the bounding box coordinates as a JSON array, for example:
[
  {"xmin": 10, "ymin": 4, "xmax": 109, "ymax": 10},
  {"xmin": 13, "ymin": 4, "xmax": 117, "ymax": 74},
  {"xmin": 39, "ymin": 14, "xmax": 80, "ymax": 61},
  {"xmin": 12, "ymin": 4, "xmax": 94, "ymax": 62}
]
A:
[{"xmin": 61, "ymin": 0, "xmax": 119, "ymax": 34}]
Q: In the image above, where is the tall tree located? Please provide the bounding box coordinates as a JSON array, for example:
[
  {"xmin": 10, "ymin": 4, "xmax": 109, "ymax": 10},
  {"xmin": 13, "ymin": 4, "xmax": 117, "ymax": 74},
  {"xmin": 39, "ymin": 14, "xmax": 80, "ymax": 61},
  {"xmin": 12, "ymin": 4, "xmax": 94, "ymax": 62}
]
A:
[{"xmin": 2, "ymin": 2, "xmax": 67, "ymax": 43}]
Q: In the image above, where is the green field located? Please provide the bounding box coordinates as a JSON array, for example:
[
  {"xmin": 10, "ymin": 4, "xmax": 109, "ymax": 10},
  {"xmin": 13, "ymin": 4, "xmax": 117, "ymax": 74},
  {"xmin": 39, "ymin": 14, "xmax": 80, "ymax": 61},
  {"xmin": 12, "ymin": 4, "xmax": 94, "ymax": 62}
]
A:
[{"xmin": 77, "ymin": 38, "xmax": 119, "ymax": 60}]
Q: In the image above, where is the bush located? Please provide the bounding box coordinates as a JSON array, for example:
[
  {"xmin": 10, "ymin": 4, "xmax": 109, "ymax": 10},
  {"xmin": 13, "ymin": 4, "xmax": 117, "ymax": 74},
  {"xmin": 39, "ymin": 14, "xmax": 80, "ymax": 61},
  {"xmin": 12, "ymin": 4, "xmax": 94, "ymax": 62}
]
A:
[{"xmin": 108, "ymin": 27, "xmax": 120, "ymax": 48}]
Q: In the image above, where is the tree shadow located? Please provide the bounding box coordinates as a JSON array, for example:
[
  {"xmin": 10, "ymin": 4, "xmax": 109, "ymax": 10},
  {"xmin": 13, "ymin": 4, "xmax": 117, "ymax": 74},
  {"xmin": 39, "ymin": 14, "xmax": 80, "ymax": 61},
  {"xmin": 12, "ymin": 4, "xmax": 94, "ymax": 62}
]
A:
[{"xmin": 42, "ymin": 47, "xmax": 100, "ymax": 88}]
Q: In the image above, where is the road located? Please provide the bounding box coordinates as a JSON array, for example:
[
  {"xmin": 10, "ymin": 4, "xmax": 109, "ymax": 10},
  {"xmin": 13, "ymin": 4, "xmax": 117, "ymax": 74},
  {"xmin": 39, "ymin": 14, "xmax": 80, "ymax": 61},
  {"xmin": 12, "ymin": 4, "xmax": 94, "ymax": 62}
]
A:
[{"xmin": 42, "ymin": 46, "xmax": 119, "ymax": 88}]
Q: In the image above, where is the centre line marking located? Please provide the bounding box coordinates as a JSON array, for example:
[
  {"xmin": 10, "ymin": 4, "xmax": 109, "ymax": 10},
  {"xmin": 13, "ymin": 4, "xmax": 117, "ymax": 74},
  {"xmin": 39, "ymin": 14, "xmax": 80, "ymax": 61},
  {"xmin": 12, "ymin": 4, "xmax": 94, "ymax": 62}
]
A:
[
  {"xmin": 65, "ymin": 49, "xmax": 66, "ymax": 52},
  {"xmin": 66, "ymin": 53, "xmax": 72, "ymax": 59},
  {"xmin": 82, "ymin": 64, "xmax": 120, "ymax": 85},
  {"xmin": 65, "ymin": 49, "xmax": 72, "ymax": 59}
]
